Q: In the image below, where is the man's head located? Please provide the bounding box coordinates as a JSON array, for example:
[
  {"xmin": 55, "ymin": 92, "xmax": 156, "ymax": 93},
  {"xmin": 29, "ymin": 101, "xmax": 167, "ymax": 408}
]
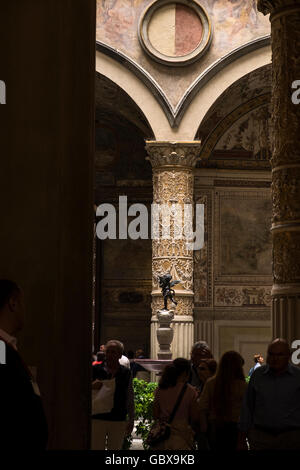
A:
[
  {"xmin": 105, "ymin": 340, "xmax": 123, "ymax": 368},
  {"xmin": 191, "ymin": 341, "xmax": 213, "ymax": 367},
  {"xmin": 254, "ymin": 354, "xmax": 264, "ymax": 364},
  {"xmin": 267, "ymin": 338, "xmax": 290, "ymax": 373},
  {"xmin": 0, "ymin": 280, "xmax": 25, "ymax": 335},
  {"xmin": 135, "ymin": 349, "xmax": 145, "ymax": 358}
]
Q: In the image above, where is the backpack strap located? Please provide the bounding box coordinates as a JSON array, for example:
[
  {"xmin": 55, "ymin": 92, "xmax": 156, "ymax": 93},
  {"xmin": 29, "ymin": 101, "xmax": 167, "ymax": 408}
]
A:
[{"xmin": 168, "ymin": 382, "xmax": 188, "ymax": 424}]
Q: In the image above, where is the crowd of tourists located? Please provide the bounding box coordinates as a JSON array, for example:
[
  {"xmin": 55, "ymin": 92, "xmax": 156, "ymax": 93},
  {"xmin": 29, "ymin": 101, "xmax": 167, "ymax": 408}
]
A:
[
  {"xmin": 1, "ymin": 279, "xmax": 299, "ymax": 452},
  {"xmin": 92, "ymin": 339, "xmax": 300, "ymax": 451}
]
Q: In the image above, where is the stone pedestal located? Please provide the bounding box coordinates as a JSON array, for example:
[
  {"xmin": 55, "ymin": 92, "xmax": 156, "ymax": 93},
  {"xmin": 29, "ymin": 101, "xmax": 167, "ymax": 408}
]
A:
[
  {"xmin": 156, "ymin": 309, "xmax": 174, "ymax": 359},
  {"xmin": 258, "ymin": 0, "xmax": 300, "ymax": 343},
  {"xmin": 151, "ymin": 315, "xmax": 194, "ymax": 360},
  {"xmin": 146, "ymin": 140, "xmax": 200, "ymax": 358}
]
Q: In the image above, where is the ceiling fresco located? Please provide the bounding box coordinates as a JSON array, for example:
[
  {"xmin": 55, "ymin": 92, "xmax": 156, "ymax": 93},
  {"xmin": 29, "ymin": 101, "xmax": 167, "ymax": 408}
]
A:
[
  {"xmin": 196, "ymin": 64, "xmax": 272, "ymax": 169},
  {"xmin": 96, "ymin": 0, "xmax": 271, "ymax": 107}
]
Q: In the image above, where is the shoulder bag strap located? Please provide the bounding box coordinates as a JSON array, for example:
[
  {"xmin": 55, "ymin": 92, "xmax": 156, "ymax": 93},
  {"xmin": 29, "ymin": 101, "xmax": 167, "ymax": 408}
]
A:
[{"xmin": 168, "ymin": 382, "xmax": 188, "ymax": 424}]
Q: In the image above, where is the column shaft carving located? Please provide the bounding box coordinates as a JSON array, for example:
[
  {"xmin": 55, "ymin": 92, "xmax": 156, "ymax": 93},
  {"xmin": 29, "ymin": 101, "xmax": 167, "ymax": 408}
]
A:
[
  {"xmin": 146, "ymin": 141, "xmax": 201, "ymax": 358},
  {"xmin": 258, "ymin": 0, "xmax": 300, "ymax": 342}
]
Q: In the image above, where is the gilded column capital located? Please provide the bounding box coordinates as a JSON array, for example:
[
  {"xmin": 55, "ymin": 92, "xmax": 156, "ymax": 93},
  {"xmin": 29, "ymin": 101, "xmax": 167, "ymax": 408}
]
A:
[
  {"xmin": 257, "ymin": 0, "xmax": 300, "ymax": 16},
  {"xmin": 145, "ymin": 141, "xmax": 201, "ymax": 170}
]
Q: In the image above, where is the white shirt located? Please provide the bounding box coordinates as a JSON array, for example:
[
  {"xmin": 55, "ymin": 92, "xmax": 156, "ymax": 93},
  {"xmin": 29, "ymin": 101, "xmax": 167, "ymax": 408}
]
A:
[
  {"xmin": 119, "ymin": 355, "xmax": 130, "ymax": 368},
  {"xmin": 0, "ymin": 328, "xmax": 17, "ymax": 350}
]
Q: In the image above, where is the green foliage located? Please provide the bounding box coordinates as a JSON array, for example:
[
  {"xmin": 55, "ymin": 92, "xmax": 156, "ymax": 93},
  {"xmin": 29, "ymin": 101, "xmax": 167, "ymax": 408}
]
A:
[
  {"xmin": 134, "ymin": 378, "xmax": 158, "ymax": 450},
  {"xmin": 245, "ymin": 375, "xmax": 250, "ymax": 384},
  {"xmin": 134, "ymin": 378, "xmax": 157, "ymax": 420},
  {"xmin": 124, "ymin": 378, "xmax": 158, "ymax": 450}
]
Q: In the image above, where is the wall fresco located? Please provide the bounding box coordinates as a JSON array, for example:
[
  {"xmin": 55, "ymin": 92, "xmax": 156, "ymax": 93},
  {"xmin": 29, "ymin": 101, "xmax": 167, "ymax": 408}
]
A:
[
  {"xmin": 197, "ymin": 65, "xmax": 271, "ymax": 142},
  {"xmin": 209, "ymin": 0, "xmax": 263, "ymax": 48},
  {"xmin": 215, "ymin": 104, "xmax": 271, "ymax": 160},
  {"xmin": 220, "ymin": 196, "xmax": 272, "ymax": 276},
  {"xmin": 96, "ymin": 0, "xmax": 270, "ymax": 107},
  {"xmin": 215, "ymin": 286, "xmax": 271, "ymax": 307}
]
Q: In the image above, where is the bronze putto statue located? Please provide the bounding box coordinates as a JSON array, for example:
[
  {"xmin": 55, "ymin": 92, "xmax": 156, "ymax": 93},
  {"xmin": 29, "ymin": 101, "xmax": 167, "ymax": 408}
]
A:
[{"xmin": 158, "ymin": 273, "xmax": 181, "ymax": 310}]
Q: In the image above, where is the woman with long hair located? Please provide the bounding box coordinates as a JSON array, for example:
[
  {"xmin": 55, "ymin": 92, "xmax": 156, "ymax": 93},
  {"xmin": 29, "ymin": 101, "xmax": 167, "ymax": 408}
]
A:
[
  {"xmin": 151, "ymin": 358, "xmax": 199, "ymax": 450},
  {"xmin": 198, "ymin": 351, "xmax": 247, "ymax": 450}
]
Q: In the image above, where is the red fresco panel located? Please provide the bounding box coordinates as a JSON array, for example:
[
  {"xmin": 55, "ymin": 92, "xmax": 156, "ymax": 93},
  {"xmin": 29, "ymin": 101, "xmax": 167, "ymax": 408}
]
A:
[{"xmin": 175, "ymin": 4, "xmax": 203, "ymax": 56}]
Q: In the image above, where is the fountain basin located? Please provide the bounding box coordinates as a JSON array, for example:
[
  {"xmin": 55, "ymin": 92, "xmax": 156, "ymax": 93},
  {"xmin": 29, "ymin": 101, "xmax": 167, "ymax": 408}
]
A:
[{"xmin": 134, "ymin": 359, "xmax": 172, "ymax": 374}]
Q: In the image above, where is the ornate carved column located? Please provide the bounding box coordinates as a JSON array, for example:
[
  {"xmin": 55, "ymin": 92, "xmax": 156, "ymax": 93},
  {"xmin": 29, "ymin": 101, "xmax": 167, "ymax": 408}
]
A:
[
  {"xmin": 145, "ymin": 141, "xmax": 201, "ymax": 359},
  {"xmin": 258, "ymin": 0, "xmax": 300, "ymax": 342}
]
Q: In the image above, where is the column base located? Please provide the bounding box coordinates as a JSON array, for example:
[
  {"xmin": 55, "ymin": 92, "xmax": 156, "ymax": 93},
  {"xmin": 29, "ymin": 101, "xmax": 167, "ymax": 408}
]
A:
[
  {"xmin": 272, "ymin": 293, "xmax": 300, "ymax": 343},
  {"xmin": 151, "ymin": 315, "xmax": 194, "ymax": 360}
]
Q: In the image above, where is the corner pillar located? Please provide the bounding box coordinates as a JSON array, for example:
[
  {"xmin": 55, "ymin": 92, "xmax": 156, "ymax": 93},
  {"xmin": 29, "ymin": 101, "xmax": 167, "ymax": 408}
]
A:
[{"xmin": 258, "ymin": 0, "xmax": 300, "ymax": 342}]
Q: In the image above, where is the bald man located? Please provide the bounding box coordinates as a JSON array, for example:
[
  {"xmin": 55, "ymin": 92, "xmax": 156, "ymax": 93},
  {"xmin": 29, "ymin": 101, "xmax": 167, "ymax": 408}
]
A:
[{"xmin": 238, "ymin": 338, "xmax": 300, "ymax": 450}]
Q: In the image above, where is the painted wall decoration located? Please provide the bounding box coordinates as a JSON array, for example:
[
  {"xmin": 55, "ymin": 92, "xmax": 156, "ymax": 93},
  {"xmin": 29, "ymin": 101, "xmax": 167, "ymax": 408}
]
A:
[
  {"xmin": 96, "ymin": 0, "xmax": 270, "ymax": 107},
  {"xmin": 148, "ymin": 3, "xmax": 203, "ymax": 57},
  {"xmin": 215, "ymin": 286, "xmax": 271, "ymax": 307},
  {"xmin": 209, "ymin": 0, "xmax": 262, "ymax": 47},
  {"xmin": 138, "ymin": 0, "xmax": 212, "ymax": 66},
  {"xmin": 214, "ymin": 189, "xmax": 272, "ymax": 283},
  {"xmin": 199, "ymin": 96, "xmax": 270, "ymax": 160},
  {"xmin": 215, "ymin": 104, "xmax": 271, "ymax": 160},
  {"xmin": 197, "ymin": 66, "xmax": 272, "ymax": 169},
  {"xmin": 219, "ymin": 196, "xmax": 272, "ymax": 276}
]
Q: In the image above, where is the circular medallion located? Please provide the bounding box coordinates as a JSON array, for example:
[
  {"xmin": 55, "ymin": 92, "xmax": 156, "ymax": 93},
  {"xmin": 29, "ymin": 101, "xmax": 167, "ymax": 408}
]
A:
[{"xmin": 138, "ymin": 0, "xmax": 212, "ymax": 66}]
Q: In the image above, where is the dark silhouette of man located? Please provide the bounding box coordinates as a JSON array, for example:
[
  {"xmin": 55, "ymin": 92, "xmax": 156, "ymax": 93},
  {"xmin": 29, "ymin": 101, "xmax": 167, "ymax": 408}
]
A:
[
  {"xmin": 238, "ymin": 338, "xmax": 300, "ymax": 450},
  {"xmin": 0, "ymin": 280, "xmax": 48, "ymax": 450}
]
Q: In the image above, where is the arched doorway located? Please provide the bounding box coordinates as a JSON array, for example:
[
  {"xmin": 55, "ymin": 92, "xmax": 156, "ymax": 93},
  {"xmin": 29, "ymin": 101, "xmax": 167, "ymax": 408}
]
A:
[{"xmin": 94, "ymin": 73, "xmax": 154, "ymax": 356}]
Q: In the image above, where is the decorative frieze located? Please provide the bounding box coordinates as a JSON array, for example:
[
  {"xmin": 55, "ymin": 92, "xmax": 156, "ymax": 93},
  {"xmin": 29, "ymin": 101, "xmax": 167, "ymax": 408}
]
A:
[
  {"xmin": 194, "ymin": 308, "xmax": 271, "ymax": 321},
  {"xmin": 215, "ymin": 286, "xmax": 271, "ymax": 307},
  {"xmin": 213, "ymin": 180, "xmax": 271, "ymax": 188}
]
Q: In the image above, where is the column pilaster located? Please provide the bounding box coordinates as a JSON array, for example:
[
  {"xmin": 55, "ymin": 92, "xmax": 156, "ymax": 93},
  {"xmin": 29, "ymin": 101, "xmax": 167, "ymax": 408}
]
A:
[{"xmin": 258, "ymin": 0, "xmax": 300, "ymax": 342}]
